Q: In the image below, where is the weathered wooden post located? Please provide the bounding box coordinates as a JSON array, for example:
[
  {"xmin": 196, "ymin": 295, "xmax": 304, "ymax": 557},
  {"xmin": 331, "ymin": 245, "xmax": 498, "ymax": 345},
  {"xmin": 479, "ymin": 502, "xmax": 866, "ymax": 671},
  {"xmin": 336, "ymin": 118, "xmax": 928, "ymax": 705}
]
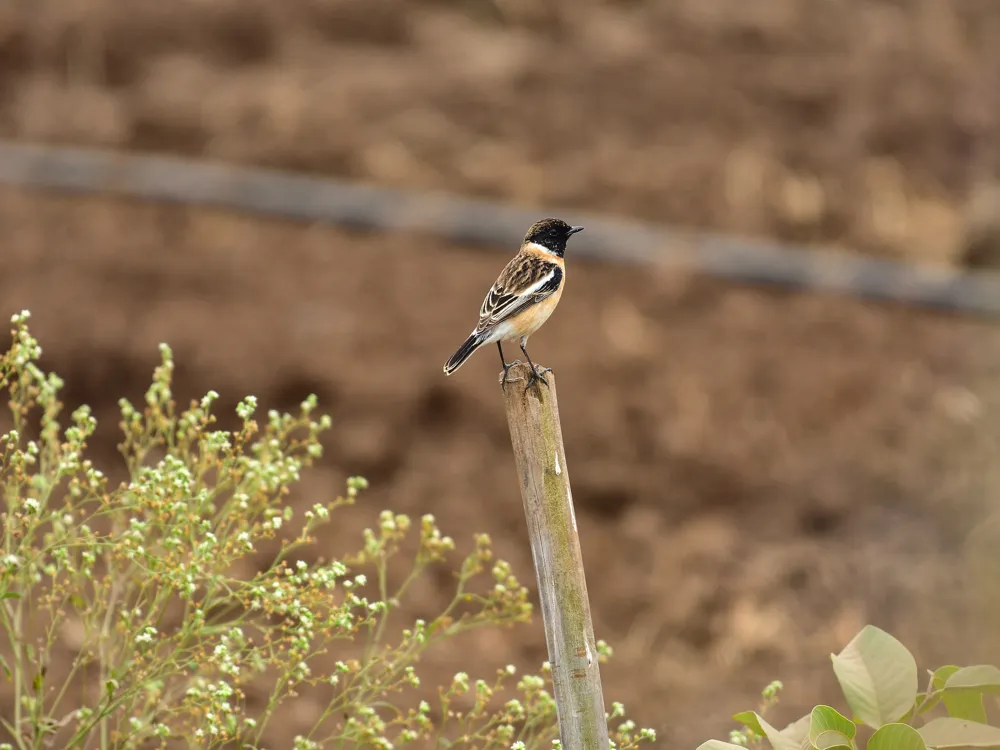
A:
[{"xmin": 502, "ymin": 362, "xmax": 610, "ymax": 750}]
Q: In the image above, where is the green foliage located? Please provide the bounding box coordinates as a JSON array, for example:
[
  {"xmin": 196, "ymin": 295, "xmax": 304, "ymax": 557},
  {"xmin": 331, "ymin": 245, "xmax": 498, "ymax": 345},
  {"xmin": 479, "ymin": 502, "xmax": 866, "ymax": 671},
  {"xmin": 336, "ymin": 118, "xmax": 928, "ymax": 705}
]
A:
[
  {"xmin": 832, "ymin": 625, "xmax": 918, "ymax": 728},
  {"xmin": 867, "ymin": 723, "xmax": 927, "ymax": 750},
  {"xmin": 0, "ymin": 311, "xmax": 656, "ymax": 750},
  {"xmin": 701, "ymin": 625, "xmax": 1000, "ymax": 750}
]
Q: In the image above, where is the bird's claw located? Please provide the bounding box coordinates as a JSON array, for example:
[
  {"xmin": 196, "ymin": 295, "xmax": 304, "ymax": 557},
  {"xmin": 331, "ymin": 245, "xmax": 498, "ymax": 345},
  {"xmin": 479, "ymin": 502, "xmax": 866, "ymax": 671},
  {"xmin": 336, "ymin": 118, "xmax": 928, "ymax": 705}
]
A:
[
  {"xmin": 524, "ymin": 364, "xmax": 552, "ymax": 392},
  {"xmin": 499, "ymin": 359, "xmax": 522, "ymax": 391}
]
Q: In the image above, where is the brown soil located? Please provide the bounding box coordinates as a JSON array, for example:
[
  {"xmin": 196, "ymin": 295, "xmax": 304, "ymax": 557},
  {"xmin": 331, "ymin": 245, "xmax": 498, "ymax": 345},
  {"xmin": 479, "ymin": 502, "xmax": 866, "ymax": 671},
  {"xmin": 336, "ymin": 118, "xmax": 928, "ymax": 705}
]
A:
[
  {"xmin": 3, "ymin": 189, "xmax": 1000, "ymax": 746},
  {"xmin": 3, "ymin": 1, "xmax": 1000, "ymax": 747},
  {"xmin": 2, "ymin": 0, "xmax": 1000, "ymax": 263}
]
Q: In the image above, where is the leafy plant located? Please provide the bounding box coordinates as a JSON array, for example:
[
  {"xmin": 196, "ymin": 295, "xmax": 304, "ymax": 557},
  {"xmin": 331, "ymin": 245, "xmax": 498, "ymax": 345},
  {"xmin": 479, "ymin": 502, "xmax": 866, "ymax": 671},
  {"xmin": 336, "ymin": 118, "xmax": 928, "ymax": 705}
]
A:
[
  {"xmin": 699, "ymin": 625, "xmax": 1000, "ymax": 750},
  {"xmin": 0, "ymin": 310, "xmax": 656, "ymax": 750}
]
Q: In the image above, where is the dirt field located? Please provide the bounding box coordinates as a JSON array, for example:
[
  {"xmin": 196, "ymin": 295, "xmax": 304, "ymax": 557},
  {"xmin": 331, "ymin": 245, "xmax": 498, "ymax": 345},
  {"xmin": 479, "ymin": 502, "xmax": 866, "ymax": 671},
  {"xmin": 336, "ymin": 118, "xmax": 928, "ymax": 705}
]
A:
[
  {"xmin": 3, "ymin": 0, "xmax": 1000, "ymax": 263},
  {"xmin": 3, "ymin": 189, "xmax": 1000, "ymax": 746},
  {"xmin": 3, "ymin": 1, "xmax": 1000, "ymax": 747}
]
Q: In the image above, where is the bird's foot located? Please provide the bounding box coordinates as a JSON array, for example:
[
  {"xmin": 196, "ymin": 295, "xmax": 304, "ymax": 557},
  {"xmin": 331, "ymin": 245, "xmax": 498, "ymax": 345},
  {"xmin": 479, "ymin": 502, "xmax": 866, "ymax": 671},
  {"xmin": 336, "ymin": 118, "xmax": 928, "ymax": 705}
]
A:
[
  {"xmin": 524, "ymin": 364, "xmax": 552, "ymax": 392},
  {"xmin": 498, "ymin": 359, "xmax": 522, "ymax": 391}
]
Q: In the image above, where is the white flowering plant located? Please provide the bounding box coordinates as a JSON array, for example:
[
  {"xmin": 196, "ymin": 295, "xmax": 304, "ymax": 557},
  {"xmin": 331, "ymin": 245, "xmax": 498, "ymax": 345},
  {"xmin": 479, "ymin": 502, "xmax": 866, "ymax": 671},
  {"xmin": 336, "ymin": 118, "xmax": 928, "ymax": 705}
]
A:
[{"xmin": 0, "ymin": 312, "xmax": 654, "ymax": 750}]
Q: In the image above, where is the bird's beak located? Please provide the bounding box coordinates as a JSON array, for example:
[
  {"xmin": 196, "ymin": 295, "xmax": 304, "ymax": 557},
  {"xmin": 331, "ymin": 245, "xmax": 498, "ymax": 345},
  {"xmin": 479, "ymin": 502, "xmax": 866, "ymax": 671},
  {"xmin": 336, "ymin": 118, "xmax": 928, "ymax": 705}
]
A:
[{"xmin": 568, "ymin": 226, "xmax": 584, "ymax": 235}]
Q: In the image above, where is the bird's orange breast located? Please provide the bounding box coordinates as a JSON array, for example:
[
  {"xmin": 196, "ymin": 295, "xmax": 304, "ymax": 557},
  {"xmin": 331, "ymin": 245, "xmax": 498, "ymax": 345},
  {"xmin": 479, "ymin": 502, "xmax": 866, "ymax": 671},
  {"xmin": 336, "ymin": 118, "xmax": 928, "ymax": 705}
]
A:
[{"xmin": 501, "ymin": 284, "xmax": 563, "ymax": 341}]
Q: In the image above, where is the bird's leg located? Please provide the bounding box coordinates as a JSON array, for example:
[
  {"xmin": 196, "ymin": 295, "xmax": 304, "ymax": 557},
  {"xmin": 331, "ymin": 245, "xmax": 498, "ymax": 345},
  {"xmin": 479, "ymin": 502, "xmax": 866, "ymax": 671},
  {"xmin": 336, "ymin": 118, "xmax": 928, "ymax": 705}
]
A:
[
  {"xmin": 520, "ymin": 339, "xmax": 551, "ymax": 391},
  {"xmin": 497, "ymin": 342, "xmax": 521, "ymax": 390}
]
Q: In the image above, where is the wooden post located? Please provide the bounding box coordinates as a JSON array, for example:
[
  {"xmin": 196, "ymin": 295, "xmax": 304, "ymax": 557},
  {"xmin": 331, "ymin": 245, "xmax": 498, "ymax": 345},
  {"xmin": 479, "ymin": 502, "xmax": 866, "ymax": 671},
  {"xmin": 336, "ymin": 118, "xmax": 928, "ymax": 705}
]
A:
[{"xmin": 501, "ymin": 362, "xmax": 610, "ymax": 750}]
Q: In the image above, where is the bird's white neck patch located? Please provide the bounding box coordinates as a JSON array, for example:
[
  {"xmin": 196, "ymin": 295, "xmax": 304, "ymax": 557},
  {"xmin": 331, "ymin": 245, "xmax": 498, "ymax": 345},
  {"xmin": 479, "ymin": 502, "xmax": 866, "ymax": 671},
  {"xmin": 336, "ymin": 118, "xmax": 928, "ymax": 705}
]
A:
[{"xmin": 525, "ymin": 242, "xmax": 559, "ymax": 257}]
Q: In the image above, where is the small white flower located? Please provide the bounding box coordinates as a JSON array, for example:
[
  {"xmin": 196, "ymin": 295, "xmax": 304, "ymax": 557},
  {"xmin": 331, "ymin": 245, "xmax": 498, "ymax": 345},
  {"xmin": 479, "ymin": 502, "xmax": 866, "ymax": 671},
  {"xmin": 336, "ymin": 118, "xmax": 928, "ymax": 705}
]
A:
[{"xmin": 135, "ymin": 626, "xmax": 158, "ymax": 645}]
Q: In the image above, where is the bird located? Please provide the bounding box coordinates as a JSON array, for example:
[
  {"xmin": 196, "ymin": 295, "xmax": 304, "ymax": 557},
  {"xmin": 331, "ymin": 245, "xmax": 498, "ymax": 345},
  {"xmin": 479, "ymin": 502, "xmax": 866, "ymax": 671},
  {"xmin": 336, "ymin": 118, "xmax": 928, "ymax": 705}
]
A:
[{"xmin": 443, "ymin": 217, "xmax": 584, "ymax": 391}]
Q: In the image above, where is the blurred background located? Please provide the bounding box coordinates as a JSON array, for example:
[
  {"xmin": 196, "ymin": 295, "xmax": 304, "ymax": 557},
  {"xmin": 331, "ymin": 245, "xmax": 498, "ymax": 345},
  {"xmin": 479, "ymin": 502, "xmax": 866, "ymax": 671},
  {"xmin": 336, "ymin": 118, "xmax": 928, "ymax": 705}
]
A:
[{"xmin": 3, "ymin": 0, "xmax": 1000, "ymax": 746}]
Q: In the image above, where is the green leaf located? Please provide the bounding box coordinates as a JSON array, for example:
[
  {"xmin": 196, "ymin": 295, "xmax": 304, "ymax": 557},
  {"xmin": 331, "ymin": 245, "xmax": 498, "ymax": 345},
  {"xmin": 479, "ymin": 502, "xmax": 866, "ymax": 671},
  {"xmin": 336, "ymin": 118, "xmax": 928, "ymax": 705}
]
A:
[
  {"xmin": 779, "ymin": 715, "xmax": 812, "ymax": 750},
  {"xmin": 918, "ymin": 718, "xmax": 1000, "ymax": 748},
  {"xmin": 734, "ymin": 711, "xmax": 765, "ymax": 736},
  {"xmin": 944, "ymin": 666, "xmax": 1000, "ymax": 694},
  {"xmin": 810, "ymin": 705, "xmax": 857, "ymax": 744},
  {"xmin": 1, "ymin": 592, "xmax": 20, "ymax": 600},
  {"xmin": 813, "ymin": 730, "xmax": 852, "ymax": 750},
  {"xmin": 934, "ymin": 667, "xmax": 962, "ymax": 688},
  {"xmin": 830, "ymin": 625, "xmax": 918, "ymax": 728},
  {"xmin": 929, "ymin": 665, "xmax": 999, "ymax": 722},
  {"xmin": 732, "ymin": 711, "xmax": 801, "ymax": 750},
  {"xmin": 868, "ymin": 723, "xmax": 928, "ymax": 750},
  {"xmin": 940, "ymin": 691, "xmax": 987, "ymax": 723},
  {"xmin": 696, "ymin": 743, "xmax": 748, "ymax": 750}
]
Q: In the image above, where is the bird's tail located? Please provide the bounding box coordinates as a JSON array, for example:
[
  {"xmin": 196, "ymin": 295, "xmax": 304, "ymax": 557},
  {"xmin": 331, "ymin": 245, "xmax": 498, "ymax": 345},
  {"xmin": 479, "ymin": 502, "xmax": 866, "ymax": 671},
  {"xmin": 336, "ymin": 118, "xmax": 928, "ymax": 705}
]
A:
[{"xmin": 443, "ymin": 331, "xmax": 486, "ymax": 376}]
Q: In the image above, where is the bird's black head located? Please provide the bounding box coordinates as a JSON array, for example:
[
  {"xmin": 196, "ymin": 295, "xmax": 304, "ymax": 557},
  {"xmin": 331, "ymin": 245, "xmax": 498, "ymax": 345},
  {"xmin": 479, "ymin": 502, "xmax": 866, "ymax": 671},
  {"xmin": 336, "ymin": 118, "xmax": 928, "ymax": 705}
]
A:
[{"xmin": 523, "ymin": 218, "xmax": 584, "ymax": 257}]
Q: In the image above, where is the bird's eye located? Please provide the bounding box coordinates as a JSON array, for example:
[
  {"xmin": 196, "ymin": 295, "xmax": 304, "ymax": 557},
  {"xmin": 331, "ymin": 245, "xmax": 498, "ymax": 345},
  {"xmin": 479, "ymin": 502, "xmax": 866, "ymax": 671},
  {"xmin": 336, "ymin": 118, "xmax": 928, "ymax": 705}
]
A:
[{"xmin": 548, "ymin": 228, "xmax": 558, "ymax": 236}]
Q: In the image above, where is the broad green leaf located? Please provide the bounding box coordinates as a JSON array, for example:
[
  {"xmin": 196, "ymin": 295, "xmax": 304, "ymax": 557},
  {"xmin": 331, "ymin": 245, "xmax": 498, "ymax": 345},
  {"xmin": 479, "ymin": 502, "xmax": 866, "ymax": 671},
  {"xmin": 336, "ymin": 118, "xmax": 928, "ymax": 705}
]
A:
[
  {"xmin": 868, "ymin": 723, "xmax": 927, "ymax": 750},
  {"xmin": 813, "ymin": 729, "xmax": 852, "ymax": 750},
  {"xmin": 930, "ymin": 665, "xmax": 997, "ymax": 722},
  {"xmin": 918, "ymin": 718, "xmax": 1000, "ymax": 748},
  {"xmin": 733, "ymin": 711, "xmax": 801, "ymax": 750},
  {"xmin": 696, "ymin": 742, "xmax": 747, "ymax": 750},
  {"xmin": 944, "ymin": 666, "xmax": 1000, "ymax": 694},
  {"xmin": 934, "ymin": 667, "xmax": 962, "ymax": 689},
  {"xmin": 830, "ymin": 625, "xmax": 918, "ymax": 728},
  {"xmin": 734, "ymin": 711, "xmax": 766, "ymax": 736},
  {"xmin": 0, "ymin": 592, "xmax": 20, "ymax": 600},
  {"xmin": 810, "ymin": 705, "xmax": 856, "ymax": 744},
  {"xmin": 940, "ymin": 691, "xmax": 987, "ymax": 723},
  {"xmin": 779, "ymin": 715, "xmax": 812, "ymax": 750}
]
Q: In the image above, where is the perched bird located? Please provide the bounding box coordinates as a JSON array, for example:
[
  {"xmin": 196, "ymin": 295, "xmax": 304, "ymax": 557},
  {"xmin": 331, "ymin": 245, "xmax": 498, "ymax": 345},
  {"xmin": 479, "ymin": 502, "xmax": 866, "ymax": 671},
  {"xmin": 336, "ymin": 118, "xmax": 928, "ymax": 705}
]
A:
[{"xmin": 443, "ymin": 218, "xmax": 584, "ymax": 391}]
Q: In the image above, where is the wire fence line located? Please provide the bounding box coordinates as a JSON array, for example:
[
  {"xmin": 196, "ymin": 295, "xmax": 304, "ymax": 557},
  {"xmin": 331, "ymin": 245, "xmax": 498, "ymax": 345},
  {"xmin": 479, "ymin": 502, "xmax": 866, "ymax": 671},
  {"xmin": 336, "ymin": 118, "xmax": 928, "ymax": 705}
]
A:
[{"xmin": 2, "ymin": 140, "xmax": 1000, "ymax": 319}]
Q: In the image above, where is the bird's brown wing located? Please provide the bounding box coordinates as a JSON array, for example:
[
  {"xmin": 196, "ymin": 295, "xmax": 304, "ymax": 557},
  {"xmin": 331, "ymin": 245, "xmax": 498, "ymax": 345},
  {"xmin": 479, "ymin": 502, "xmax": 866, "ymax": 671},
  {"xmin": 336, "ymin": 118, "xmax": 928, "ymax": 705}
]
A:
[{"xmin": 476, "ymin": 252, "xmax": 562, "ymax": 333}]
